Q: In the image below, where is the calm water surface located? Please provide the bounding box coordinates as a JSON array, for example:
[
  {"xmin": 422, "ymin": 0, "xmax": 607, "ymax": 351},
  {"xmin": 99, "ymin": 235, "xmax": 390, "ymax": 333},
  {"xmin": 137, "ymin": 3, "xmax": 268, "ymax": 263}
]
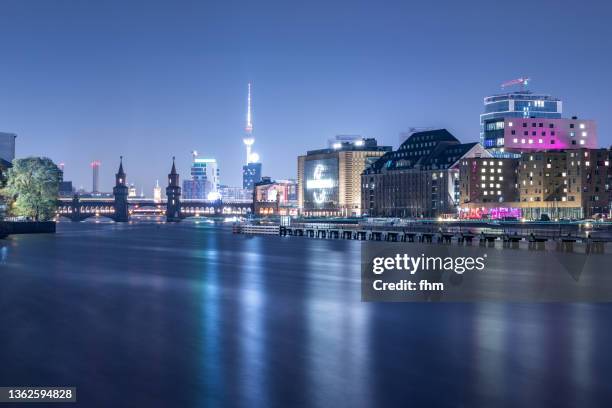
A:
[{"xmin": 0, "ymin": 222, "xmax": 611, "ymax": 407}]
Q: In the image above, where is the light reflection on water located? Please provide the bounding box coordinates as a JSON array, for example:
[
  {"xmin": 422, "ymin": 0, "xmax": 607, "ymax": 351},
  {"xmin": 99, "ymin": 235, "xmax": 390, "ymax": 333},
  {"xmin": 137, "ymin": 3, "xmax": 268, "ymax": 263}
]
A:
[{"xmin": 0, "ymin": 223, "xmax": 611, "ymax": 408}]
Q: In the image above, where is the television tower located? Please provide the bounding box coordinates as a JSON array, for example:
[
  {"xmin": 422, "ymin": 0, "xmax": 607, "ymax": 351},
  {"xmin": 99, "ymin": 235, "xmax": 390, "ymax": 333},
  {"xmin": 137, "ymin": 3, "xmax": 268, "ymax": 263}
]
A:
[{"xmin": 243, "ymin": 82, "xmax": 255, "ymax": 164}]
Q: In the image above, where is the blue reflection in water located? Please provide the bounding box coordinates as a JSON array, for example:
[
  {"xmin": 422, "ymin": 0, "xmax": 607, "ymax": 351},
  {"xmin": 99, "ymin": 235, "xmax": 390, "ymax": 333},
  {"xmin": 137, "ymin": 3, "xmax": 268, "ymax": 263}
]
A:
[
  {"xmin": 0, "ymin": 246, "xmax": 7, "ymax": 264},
  {"xmin": 1, "ymin": 223, "xmax": 612, "ymax": 408},
  {"xmin": 305, "ymin": 241, "xmax": 372, "ymax": 408},
  {"xmin": 201, "ymin": 231, "xmax": 223, "ymax": 407},
  {"xmin": 238, "ymin": 237, "xmax": 268, "ymax": 408}
]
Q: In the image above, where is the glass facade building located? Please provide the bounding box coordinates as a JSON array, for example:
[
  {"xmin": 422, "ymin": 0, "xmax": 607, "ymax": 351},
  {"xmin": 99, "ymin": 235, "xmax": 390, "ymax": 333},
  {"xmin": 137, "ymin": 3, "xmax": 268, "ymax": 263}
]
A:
[
  {"xmin": 242, "ymin": 162, "xmax": 262, "ymax": 190},
  {"xmin": 183, "ymin": 158, "xmax": 219, "ymax": 199}
]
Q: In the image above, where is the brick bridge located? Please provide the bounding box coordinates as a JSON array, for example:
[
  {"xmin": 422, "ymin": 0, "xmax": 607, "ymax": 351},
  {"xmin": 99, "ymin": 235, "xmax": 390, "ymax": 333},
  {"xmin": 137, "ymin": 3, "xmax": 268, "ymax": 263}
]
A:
[{"xmin": 56, "ymin": 157, "xmax": 253, "ymax": 222}]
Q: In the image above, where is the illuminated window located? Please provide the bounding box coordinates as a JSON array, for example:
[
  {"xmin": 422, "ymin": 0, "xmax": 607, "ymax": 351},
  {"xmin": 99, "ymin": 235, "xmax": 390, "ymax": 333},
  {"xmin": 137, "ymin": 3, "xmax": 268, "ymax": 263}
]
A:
[
  {"xmin": 513, "ymin": 138, "xmax": 518, "ymax": 143},
  {"xmin": 538, "ymin": 139, "xmax": 543, "ymax": 144},
  {"xmin": 521, "ymin": 139, "xmax": 526, "ymax": 144},
  {"xmin": 579, "ymin": 123, "xmax": 585, "ymax": 129},
  {"xmin": 580, "ymin": 140, "xmax": 585, "ymax": 145}
]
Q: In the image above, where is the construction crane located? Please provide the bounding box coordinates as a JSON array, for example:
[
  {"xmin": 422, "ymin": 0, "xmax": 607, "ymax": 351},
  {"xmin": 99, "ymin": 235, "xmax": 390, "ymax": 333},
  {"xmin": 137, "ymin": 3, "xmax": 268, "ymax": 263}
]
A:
[{"xmin": 501, "ymin": 77, "xmax": 530, "ymax": 89}]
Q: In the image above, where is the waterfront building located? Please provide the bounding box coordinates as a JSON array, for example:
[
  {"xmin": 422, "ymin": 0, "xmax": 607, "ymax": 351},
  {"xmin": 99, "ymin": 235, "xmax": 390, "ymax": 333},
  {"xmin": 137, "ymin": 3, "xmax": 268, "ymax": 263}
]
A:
[
  {"xmin": 254, "ymin": 177, "xmax": 299, "ymax": 216},
  {"xmin": 480, "ymin": 89, "xmax": 562, "ymax": 149},
  {"xmin": 242, "ymin": 162, "xmax": 262, "ymax": 190},
  {"xmin": 128, "ymin": 183, "xmax": 137, "ymax": 198},
  {"xmin": 183, "ymin": 156, "xmax": 219, "ymax": 199},
  {"xmin": 298, "ymin": 136, "xmax": 392, "ymax": 217},
  {"xmin": 458, "ymin": 148, "xmax": 612, "ymax": 220},
  {"xmin": 483, "ymin": 116, "xmax": 597, "ymax": 155},
  {"xmin": 458, "ymin": 157, "xmax": 520, "ymax": 219},
  {"xmin": 0, "ymin": 132, "xmax": 16, "ymax": 163},
  {"xmin": 362, "ymin": 129, "xmax": 490, "ymax": 218}
]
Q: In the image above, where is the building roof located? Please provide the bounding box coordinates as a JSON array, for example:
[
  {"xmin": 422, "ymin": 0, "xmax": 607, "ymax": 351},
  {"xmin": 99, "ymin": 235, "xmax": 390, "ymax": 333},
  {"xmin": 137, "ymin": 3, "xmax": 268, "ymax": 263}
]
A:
[{"xmin": 365, "ymin": 129, "xmax": 482, "ymax": 173}]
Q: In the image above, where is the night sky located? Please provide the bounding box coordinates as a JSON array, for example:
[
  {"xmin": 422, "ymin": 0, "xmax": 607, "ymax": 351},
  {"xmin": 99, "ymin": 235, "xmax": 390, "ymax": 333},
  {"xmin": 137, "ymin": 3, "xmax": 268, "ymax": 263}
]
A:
[{"xmin": 0, "ymin": 0, "xmax": 611, "ymax": 192}]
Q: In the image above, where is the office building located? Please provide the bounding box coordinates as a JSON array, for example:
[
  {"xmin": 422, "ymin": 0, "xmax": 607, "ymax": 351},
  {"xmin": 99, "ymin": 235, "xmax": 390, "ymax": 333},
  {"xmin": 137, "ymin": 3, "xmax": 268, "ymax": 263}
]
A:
[
  {"xmin": 481, "ymin": 89, "xmax": 562, "ymax": 146},
  {"xmin": 183, "ymin": 156, "xmax": 219, "ymax": 199},
  {"xmin": 0, "ymin": 132, "xmax": 16, "ymax": 163},
  {"xmin": 242, "ymin": 162, "xmax": 262, "ymax": 190},
  {"xmin": 298, "ymin": 136, "xmax": 391, "ymax": 217},
  {"xmin": 362, "ymin": 129, "xmax": 490, "ymax": 218}
]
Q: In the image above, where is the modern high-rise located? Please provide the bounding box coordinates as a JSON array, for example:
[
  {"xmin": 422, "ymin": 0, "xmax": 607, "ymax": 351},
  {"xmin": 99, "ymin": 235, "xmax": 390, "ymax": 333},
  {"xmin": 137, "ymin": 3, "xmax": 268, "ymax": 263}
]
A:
[
  {"xmin": 299, "ymin": 136, "xmax": 391, "ymax": 217},
  {"xmin": 242, "ymin": 162, "xmax": 262, "ymax": 190},
  {"xmin": 182, "ymin": 156, "xmax": 220, "ymax": 199},
  {"xmin": 91, "ymin": 161, "xmax": 100, "ymax": 193},
  {"xmin": 480, "ymin": 90, "xmax": 562, "ymax": 156},
  {"xmin": 0, "ymin": 132, "xmax": 16, "ymax": 163}
]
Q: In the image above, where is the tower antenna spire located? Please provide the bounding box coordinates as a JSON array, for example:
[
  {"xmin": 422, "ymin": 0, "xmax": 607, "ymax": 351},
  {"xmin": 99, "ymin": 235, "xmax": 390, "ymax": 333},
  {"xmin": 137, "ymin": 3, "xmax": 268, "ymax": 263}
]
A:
[
  {"xmin": 242, "ymin": 82, "xmax": 255, "ymax": 164},
  {"xmin": 246, "ymin": 82, "xmax": 253, "ymax": 134}
]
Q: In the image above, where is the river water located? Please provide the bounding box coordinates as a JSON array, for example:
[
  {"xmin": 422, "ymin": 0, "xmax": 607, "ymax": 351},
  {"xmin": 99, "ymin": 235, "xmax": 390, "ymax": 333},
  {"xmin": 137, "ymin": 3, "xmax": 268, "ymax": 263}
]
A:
[{"xmin": 0, "ymin": 222, "xmax": 611, "ymax": 407}]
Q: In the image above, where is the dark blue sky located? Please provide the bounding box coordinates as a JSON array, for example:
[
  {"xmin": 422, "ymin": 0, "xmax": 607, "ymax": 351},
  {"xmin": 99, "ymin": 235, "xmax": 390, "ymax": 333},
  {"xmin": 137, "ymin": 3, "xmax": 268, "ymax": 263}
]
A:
[{"xmin": 1, "ymin": 0, "xmax": 611, "ymax": 192}]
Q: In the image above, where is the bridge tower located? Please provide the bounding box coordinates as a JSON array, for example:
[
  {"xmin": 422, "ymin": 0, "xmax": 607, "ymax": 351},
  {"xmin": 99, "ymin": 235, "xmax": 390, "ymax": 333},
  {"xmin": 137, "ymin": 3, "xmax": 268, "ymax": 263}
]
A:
[
  {"xmin": 113, "ymin": 156, "xmax": 129, "ymax": 222},
  {"xmin": 166, "ymin": 157, "xmax": 182, "ymax": 222}
]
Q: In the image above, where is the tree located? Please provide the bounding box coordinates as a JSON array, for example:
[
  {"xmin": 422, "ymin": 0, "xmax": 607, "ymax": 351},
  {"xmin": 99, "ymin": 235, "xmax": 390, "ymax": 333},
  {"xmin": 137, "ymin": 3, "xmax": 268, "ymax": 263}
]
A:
[{"xmin": 1, "ymin": 157, "xmax": 61, "ymax": 221}]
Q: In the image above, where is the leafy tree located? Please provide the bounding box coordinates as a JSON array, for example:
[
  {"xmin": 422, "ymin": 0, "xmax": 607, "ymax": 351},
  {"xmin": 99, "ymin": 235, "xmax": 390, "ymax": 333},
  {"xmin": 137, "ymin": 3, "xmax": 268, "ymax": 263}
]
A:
[{"xmin": 1, "ymin": 157, "xmax": 61, "ymax": 221}]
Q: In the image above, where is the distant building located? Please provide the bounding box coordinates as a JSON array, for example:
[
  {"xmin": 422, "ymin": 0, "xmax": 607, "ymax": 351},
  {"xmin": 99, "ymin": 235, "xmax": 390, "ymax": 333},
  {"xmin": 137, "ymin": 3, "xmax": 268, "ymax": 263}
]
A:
[
  {"xmin": 183, "ymin": 157, "xmax": 219, "ymax": 199},
  {"xmin": 0, "ymin": 132, "xmax": 16, "ymax": 163},
  {"xmin": 254, "ymin": 177, "xmax": 299, "ymax": 216},
  {"xmin": 362, "ymin": 129, "xmax": 490, "ymax": 218},
  {"xmin": 298, "ymin": 136, "xmax": 391, "ymax": 217},
  {"xmin": 91, "ymin": 161, "xmax": 100, "ymax": 193},
  {"xmin": 153, "ymin": 180, "xmax": 162, "ymax": 203},
  {"xmin": 59, "ymin": 181, "xmax": 74, "ymax": 197},
  {"xmin": 242, "ymin": 162, "xmax": 262, "ymax": 190},
  {"xmin": 128, "ymin": 183, "xmax": 137, "ymax": 198},
  {"xmin": 219, "ymin": 185, "xmax": 251, "ymax": 201}
]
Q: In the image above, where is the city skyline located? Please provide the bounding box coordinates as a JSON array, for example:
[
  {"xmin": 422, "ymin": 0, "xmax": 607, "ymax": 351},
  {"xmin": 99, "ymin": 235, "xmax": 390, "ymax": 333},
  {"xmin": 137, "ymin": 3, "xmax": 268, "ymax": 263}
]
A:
[{"xmin": 1, "ymin": 0, "xmax": 611, "ymax": 191}]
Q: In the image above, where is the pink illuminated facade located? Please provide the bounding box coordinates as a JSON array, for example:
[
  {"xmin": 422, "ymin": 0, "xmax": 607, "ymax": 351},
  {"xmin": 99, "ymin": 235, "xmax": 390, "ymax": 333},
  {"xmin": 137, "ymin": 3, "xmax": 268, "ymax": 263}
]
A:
[{"xmin": 499, "ymin": 117, "xmax": 597, "ymax": 152}]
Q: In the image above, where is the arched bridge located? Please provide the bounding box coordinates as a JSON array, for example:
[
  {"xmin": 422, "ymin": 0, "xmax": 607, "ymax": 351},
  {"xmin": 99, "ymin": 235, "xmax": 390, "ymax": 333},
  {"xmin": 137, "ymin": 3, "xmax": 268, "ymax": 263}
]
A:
[{"xmin": 56, "ymin": 157, "xmax": 253, "ymax": 222}]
